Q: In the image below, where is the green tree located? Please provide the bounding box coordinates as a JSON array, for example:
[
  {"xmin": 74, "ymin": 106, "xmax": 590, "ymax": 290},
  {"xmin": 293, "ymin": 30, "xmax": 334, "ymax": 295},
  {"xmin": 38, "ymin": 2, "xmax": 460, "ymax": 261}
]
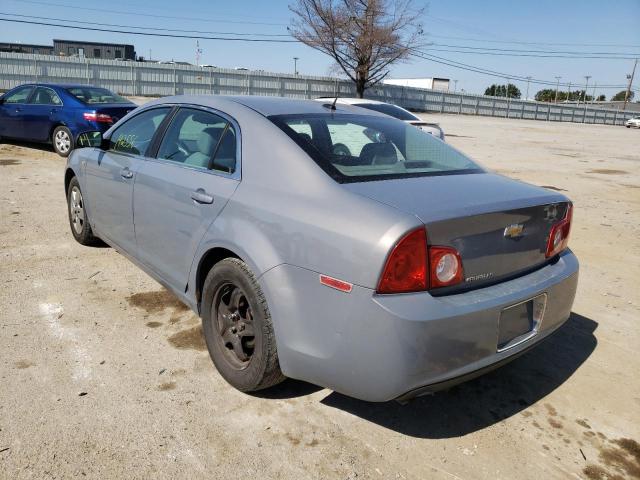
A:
[
  {"xmin": 611, "ymin": 90, "xmax": 634, "ymax": 101},
  {"xmin": 484, "ymin": 83, "xmax": 521, "ymax": 99},
  {"xmin": 596, "ymin": 94, "xmax": 606, "ymax": 101}
]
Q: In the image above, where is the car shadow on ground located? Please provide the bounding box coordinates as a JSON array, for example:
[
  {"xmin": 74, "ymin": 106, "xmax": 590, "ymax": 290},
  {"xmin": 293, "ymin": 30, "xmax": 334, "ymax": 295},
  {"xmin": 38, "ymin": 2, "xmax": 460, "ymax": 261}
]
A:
[
  {"xmin": 259, "ymin": 312, "xmax": 597, "ymax": 438},
  {"xmin": 0, "ymin": 139, "xmax": 55, "ymax": 154},
  {"xmin": 319, "ymin": 312, "xmax": 597, "ymax": 438}
]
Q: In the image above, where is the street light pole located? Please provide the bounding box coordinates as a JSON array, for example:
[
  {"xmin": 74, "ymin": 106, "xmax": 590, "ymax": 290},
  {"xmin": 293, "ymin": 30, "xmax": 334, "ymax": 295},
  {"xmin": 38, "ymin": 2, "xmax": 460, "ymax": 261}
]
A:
[
  {"xmin": 583, "ymin": 76, "xmax": 591, "ymax": 122},
  {"xmin": 293, "ymin": 57, "xmax": 299, "ymax": 76},
  {"xmin": 554, "ymin": 76, "xmax": 562, "ymax": 103},
  {"xmin": 583, "ymin": 76, "xmax": 591, "ymax": 104},
  {"xmin": 525, "ymin": 76, "xmax": 532, "ymax": 100},
  {"xmin": 453, "ymin": 79, "xmax": 458, "ymax": 92}
]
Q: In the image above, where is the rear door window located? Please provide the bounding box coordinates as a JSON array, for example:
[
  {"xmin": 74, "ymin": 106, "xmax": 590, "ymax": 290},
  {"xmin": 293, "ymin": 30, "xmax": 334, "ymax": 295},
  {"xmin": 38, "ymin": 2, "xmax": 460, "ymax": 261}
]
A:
[
  {"xmin": 30, "ymin": 87, "xmax": 62, "ymax": 105},
  {"xmin": 109, "ymin": 107, "xmax": 171, "ymax": 156},
  {"xmin": 3, "ymin": 86, "xmax": 34, "ymax": 104},
  {"xmin": 156, "ymin": 108, "xmax": 237, "ymax": 173}
]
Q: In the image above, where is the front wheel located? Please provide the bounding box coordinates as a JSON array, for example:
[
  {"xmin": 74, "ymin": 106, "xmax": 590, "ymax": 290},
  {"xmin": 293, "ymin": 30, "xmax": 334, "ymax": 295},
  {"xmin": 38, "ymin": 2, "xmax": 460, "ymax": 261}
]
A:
[
  {"xmin": 201, "ymin": 258, "xmax": 285, "ymax": 392},
  {"xmin": 53, "ymin": 126, "xmax": 73, "ymax": 157}
]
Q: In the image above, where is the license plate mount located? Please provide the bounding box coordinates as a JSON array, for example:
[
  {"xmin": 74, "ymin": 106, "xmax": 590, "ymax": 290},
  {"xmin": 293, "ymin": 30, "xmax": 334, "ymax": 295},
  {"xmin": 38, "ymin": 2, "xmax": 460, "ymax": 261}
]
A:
[{"xmin": 497, "ymin": 294, "xmax": 547, "ymax": 352}]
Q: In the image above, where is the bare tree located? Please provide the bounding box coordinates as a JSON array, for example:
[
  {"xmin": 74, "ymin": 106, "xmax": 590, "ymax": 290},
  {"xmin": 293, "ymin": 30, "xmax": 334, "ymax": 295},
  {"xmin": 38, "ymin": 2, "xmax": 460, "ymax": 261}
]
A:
[{"xmin": 289, "ymin": 0, "xmax": 425, "ymax": 98}]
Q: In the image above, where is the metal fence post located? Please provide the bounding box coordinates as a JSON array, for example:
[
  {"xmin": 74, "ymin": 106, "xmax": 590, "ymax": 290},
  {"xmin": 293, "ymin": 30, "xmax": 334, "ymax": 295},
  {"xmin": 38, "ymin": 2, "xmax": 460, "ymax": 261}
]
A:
[
  {"xmin": 173, "ymin": 66, "xmax": 177, "ymax": 95},
  {"xmin": 85, "ymin": 60, "xmax": 90, "ymax": 85},
  {"xmin": 131, "ymin": 63, "xmax": 135, "ymax": 96},
  {"xmin": 440, "ymin": 93, "xmax": 445, "ymax": 113},
  {"xmin": 33, "ymin": 58, "xmax": 38, "ymax": 82},
  {"xmin": 613, "ymin": 108, "xmax": 618, "ymax": 125}
]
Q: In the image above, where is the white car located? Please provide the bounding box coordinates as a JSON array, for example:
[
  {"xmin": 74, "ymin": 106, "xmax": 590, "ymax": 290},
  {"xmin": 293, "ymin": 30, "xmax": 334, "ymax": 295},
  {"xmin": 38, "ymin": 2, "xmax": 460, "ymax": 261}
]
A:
[
  {"xmin": 625, "ymin": 117, "xmax": 640, "ymax": 128},
  {"xmin": 314, "ymin": 97, "xmax": 445, "ymax": 140}
]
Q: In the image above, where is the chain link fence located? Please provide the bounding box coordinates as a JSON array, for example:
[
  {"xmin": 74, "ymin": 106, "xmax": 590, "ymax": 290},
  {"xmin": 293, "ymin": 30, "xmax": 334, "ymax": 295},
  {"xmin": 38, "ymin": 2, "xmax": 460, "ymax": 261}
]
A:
[{"xmin": 1, "ymin": 52, "xmax": 635, "ymax": 125}]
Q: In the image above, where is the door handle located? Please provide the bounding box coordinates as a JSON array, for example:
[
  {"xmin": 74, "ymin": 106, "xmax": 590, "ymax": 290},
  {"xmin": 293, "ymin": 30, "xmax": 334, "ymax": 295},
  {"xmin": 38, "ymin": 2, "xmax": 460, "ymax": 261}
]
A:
[
  {"xmin": 191, "ymin": 188, "xmax": 214, "ymax": 204},
  {"xmin": 120, "ymin": 168, "xmax": 134, "ymax": 179}
]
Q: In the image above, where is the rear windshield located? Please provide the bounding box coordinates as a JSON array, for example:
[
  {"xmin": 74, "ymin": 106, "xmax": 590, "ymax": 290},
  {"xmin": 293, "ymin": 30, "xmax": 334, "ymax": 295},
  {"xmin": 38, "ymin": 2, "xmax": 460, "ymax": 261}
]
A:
[
  {"xmin": 352, "ymin": 103, "xmax": 419, "ymax": 121},
  {"xmin": 66, "ymin": 87, "xmax": 130, "ymax": 104},
  {"xmin": 269, "ymin": 113, "xmax": 483, "ymax": 183}
]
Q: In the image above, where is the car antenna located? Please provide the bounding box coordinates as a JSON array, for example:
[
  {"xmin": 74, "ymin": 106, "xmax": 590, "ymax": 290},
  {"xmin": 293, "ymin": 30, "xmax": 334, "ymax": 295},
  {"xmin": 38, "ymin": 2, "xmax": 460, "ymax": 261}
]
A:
[{"xmin": 330, "ymin": 95, "xmax": 338, "ymax": 111}]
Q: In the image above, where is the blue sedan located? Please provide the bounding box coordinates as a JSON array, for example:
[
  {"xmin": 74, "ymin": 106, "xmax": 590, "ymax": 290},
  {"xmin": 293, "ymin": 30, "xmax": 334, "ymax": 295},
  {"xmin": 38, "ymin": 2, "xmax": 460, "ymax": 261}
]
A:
[{"xmin": 0, "ymin": 83, "xmax": 136, "ymax": 156}]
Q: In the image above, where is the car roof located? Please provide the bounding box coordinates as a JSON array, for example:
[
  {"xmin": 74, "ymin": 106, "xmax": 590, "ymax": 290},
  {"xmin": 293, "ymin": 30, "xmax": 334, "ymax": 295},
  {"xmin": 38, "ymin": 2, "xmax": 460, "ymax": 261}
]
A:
[
  {"xmin": 147, "ymin": 95, "xmax": 389, "ymax": 118},
  {"xmin": 313, "ymin": 97, "xmax": 387, "ymax": 106}
]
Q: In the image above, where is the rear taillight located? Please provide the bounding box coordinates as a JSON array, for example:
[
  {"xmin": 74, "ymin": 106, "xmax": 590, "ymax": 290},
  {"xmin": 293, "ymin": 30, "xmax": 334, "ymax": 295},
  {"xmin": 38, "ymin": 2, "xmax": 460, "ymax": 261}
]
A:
[
  {"xmin": 377, "ymin": 228, "xmax": 428, "ymax": 294},
  {"xmin": 545, "ymin": 203, "xmax": 573, "ymax": 258},
  {"xmin": 429, "ymin": 246, "xmax": 464, "ymax": 288},
  {"xmin": 376, "ymin": 227, "xmax": 464, "ymax": 294},
  {"xmin": 83, "ymin": 112, "xmax": 113, "ymax": 123}
]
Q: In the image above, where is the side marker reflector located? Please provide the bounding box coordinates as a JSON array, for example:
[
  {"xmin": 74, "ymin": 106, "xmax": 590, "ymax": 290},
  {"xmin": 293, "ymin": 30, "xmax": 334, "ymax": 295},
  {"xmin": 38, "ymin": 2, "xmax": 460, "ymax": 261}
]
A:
[{"xmin": 319, "ymin": 274, "xmax": 353, "ymax": 293}]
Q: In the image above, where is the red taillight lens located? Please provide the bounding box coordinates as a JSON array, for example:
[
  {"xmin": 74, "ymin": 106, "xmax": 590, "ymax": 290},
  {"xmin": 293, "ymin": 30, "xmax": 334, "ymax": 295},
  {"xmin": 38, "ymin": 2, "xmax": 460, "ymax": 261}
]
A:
[
  {"xmin": 377, "ymin": 228, "xmax": 465, "ymax": 294},
  {"xmin": 377, "ymin": 227, "xmax": 428, "ymax": 294},
  {"xmin": 545, "ymin": 204, "xmax": 573, "ymax": 258},
  {"xmin": 429, "ymin": 246, "xmax": 464, "ymax": 288},
  {"xmin": 83, "ymin": 112, "xmax": 113, "ymax": 123}
]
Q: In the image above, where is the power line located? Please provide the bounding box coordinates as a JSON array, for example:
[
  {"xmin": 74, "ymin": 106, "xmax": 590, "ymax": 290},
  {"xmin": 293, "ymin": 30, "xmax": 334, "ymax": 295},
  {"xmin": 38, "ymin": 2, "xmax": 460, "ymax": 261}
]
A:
[
  {"xmin": 7, "ymin": 0, "xmax": 289, "ymax": 27},
  {"xmin": 411, "ymin": 50, "xmax": 639, "ymax": 92},
  {"xmin": 427, "ymin": 42, "xmax": 640, "ymax": 57},
  {"xmin": 421, "ymin": 47, "xmax": 638, "ymax": 60},
  {"xmin": 0, "ymin": 18, "xmax": 299, "ymax": 42},
  {"xmin": 0, "ymin": 13, "xmax": 292, "ymax": 37},
  {"xmin": 426, "ymin": 34, "xmax": 640, "ymax": 49}
]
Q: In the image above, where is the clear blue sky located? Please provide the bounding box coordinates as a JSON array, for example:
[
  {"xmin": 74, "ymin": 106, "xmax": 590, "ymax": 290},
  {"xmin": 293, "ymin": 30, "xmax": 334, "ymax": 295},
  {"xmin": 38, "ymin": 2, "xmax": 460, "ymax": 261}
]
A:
[{"xmin": 2, "ymin": 0, "xmax": 639, "ymax": 98}]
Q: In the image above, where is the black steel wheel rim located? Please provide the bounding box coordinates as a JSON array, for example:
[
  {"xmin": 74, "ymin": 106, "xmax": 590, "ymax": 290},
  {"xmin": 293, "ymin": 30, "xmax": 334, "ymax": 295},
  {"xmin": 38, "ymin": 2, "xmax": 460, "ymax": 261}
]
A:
[{"xmin": 213, "ymin": 282, "xmax": 256, "ymax": 369}]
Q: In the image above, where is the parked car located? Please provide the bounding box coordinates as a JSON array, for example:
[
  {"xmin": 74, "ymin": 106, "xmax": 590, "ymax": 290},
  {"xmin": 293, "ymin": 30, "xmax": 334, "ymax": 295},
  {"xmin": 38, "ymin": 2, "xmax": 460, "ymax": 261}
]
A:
[
  {"xmin": 65, "ymin": 96, "xmax": 578, "ymax": 402},
  {"xmin": 0, "ymin": 83, "xmax": 136, "ymax": 156},
  {"xmin": 315, "ymin": 97, "xmax": 445, "ymax": 140},
  {"xmin": 625, "ymin": 116, "xmax": 640, "ymax": 128}
]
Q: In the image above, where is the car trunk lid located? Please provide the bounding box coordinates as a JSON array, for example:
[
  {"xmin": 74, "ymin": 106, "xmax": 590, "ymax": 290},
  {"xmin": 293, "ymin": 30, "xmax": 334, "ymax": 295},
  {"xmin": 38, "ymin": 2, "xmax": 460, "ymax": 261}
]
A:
[
  {"xmin": 92, "ymin": 104, "xmax": 137, "ymax": 124},
  {"xmin": 344, "ymin": 173, "xmax": 570, "ymax": 291}
]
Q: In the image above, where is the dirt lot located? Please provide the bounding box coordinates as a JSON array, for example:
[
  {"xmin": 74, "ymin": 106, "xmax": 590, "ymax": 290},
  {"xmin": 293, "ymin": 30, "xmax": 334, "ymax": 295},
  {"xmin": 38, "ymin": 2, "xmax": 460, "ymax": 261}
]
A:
[{"xmin": 1, "ymin": 113, "xmax": 639, "ymax": 480}]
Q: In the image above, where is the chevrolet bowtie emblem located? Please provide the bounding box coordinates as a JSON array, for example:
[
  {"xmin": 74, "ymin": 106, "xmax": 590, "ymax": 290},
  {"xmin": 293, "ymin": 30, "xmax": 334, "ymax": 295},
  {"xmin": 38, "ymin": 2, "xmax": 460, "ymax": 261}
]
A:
[{"xmin": 504, "ymin": 223, "xmax": 524, "ymax": 238}]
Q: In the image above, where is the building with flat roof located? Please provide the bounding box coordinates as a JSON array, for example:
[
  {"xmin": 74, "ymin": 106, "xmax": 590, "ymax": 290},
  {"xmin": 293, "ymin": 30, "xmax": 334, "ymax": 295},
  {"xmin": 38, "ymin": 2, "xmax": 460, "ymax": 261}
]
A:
[
  {"xmin": 0, "ymin": 42, "xmax": 54, "ymax": 55},
  {"xmin": 53, "ymin": 39, "xmax": 136, "ymax": 60},
  {"xmin": 383, "ymin": 77, "xmax": 450, "ymax": 92}
]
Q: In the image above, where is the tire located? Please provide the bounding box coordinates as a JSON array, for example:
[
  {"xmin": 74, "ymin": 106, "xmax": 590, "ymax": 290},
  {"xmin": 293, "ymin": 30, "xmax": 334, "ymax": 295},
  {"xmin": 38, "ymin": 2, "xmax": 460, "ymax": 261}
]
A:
[
  {"xmin": 67, "ymin": 177, "xmax": 98, "ymax": 246},
  {"xmin": 52, "ymin": 126, "xmax": 73, "ymax": 157},
  {"xmin": 201, "ymin": 258, "xmax": 285, "ymax": 392}
]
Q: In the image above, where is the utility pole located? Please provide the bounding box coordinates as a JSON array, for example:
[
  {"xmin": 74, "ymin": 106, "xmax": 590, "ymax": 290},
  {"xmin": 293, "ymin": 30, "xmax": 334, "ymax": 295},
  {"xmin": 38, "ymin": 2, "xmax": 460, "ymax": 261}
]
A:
[
  {"xmin": 591, "ymin": 82, "xmax": 597, "ymax": 104},
  {"xmin": 525, "ymin": 76, "xmax": 532, "ymax": 100},
  {"xmin": 453, "ymin": 79, "xmax": 458, "ymax": 92},
  {"xmin": 293, "ymin": 57, "xmax": 299, "ymax": 76},
  {"xmin": 567, "ymin": 82, "xmax": 571, "ymax": 103},
  {"xmin": 554, "ymin": 76, "xmax": 562, "ymax": 103},
  {"xmin": 623, "ymin": 58, "xmax": 637, "ymax": 111}
]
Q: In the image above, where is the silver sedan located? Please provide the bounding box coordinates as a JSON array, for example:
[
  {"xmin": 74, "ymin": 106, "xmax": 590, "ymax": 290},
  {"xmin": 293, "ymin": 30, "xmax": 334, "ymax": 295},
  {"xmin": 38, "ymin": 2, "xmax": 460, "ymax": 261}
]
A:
[{"xmin": 65, "ymin": 95, "xmax": 578, "ymax": 402}]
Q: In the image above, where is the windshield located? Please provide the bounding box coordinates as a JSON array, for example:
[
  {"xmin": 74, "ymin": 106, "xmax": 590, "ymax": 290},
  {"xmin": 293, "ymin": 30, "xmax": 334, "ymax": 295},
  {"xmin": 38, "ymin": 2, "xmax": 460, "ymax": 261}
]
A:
[
  {"xmin": 66, "ymin": 87, "xmax": 130, "ymax": 104},
  {"xmin": 353, "ymin": 103, "xmax": 419, "ymax": 121},
  {"xmin": 269, "ymin": 113, "xmax": 482, "ymax": 183}
]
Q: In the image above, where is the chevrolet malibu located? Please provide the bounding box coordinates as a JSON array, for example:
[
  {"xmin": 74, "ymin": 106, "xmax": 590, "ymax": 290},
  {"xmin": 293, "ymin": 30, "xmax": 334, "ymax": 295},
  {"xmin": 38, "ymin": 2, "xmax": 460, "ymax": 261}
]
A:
[{"xmin": 64, "ymin": 95, "xmax": 578, "ymax": 402}]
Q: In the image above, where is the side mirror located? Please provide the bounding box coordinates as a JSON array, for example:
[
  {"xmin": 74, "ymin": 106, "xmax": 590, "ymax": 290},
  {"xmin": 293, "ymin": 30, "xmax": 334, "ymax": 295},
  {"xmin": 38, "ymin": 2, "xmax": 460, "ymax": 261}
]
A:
[{"xmin": 77, "ymin": 131, "xmax": 106, "ymax": 149}]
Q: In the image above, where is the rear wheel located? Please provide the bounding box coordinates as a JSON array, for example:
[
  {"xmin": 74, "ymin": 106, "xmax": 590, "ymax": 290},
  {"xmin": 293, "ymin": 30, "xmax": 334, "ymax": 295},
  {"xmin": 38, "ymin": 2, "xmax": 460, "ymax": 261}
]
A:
[
  {"xmin": 52, "ymin": 126, "xmax": 73, "ymax": 157},
  {"xmin": 201, "ymin": 258, "xmax": 285, "ymax": 392},
  {"xmin": 67, "ymin": 177, "xmax": 98, "ymax": 245}
]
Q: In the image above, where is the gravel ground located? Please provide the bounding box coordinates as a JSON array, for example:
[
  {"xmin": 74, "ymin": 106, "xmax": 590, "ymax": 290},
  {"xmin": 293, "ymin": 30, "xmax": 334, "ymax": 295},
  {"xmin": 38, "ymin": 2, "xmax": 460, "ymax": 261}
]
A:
[{"xmin": 0, "ymin": 113, "xmax": 639, "ymax": 480}]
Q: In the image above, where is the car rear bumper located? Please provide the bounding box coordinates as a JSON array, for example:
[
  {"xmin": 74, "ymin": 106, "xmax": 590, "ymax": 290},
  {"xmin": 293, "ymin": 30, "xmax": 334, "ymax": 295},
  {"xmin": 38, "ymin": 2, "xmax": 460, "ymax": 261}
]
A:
[{"xmin": 260, "ymin": 250, "xmax": 578, "ymax": 402}]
